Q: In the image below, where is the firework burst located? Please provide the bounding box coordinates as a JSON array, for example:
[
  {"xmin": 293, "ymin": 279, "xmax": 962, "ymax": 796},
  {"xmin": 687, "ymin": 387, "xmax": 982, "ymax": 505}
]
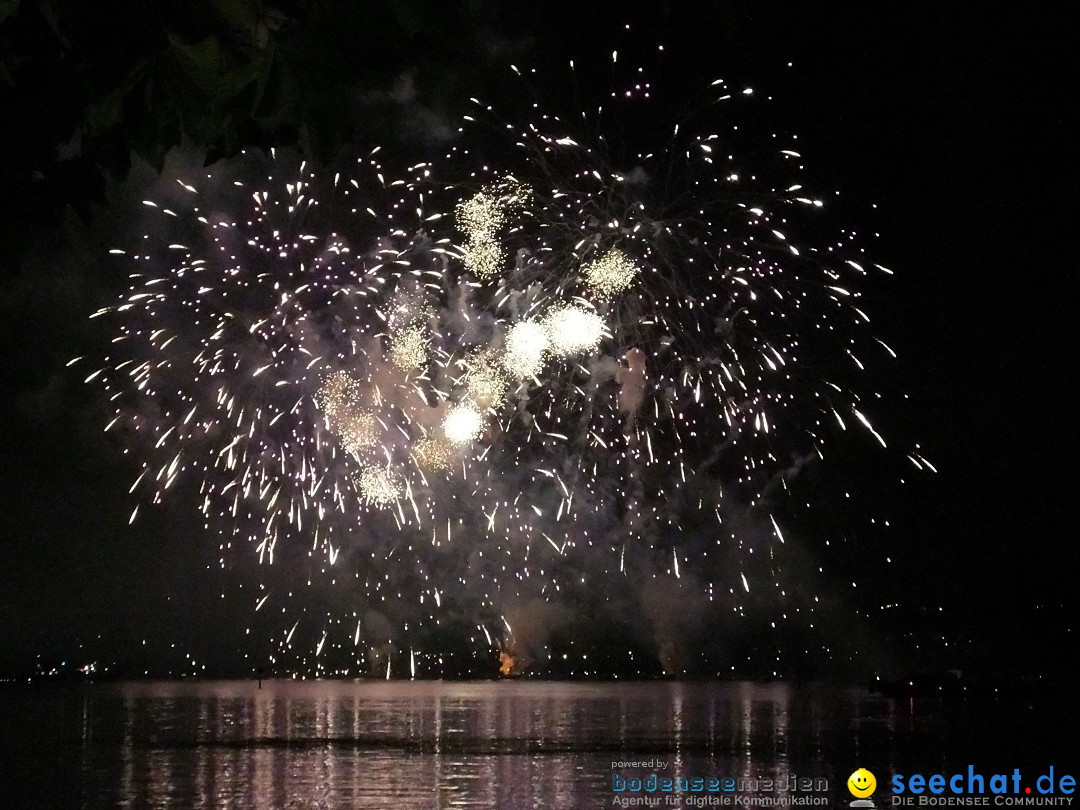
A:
[
  {"xmin": 581, "ymin": 248, "xmax": 640, "ymax": 298},
  {"xmin": 543, "ymin": 304, "xmax": 608, "ymax": 356},
  {"xmin": 86, "ymin": 50, "xmax": 922, "ymax": 677}
]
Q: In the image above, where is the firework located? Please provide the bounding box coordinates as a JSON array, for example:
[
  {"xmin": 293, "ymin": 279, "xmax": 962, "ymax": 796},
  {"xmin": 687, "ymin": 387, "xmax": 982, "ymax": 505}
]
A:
[
  {"xmin": 337, "ymin": 410, "xmax": 379, "ymax": 456},
  {"xmin": 460, "ymin": 234, "xmax": 505, "ymax": 279},
  {"xmin": 88, "ymin": 49, "xmax": 912, "ymax": 678},
  {"xmin": 456, "ymin": 191, "xmax": 507, "ymax": 241},
  {"xmin": 580, "ymin": 248, "xmax": 640, "ymax": 298},
  {"xmin": 442, "ymin": 402, "xmax": 485, "ymax": 446},
  {"xmin": 390, "ymin": 323, "xmax": 428, "ymax": 371},
  {"xmin": 315, "ymin": 373, "xmax": 381, "ymax": 455},
  {"xmin": 355, "ymin": 464, "xmax": 401, "ymax": 506},
  {"xmin": 455, "ymin": 181, "xmax": 522, "ymax": 279},
  {"xmin": 411, "ymin": 435, "xmax": 455, "ymax": 470},
  {"xmin": 543, "ymin": 303, "xmax": 607, "ymax": 356},
  {"xmin": 317, "ymin": 371, "xmax": 360, "ymax": 422},
  {"xmin": 502, "ymin": 320, "xmax": 550, "ymax": 379},
  {"xmin": 464, "ymin": 354, "xmax": 510, "ymax": 411}
]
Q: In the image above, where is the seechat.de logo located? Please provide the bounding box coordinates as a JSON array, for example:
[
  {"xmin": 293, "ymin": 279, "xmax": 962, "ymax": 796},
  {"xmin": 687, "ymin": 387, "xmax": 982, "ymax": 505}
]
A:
[{"xmin": 849, "ymin": 769, "xmax": 878, "ymax": 808}]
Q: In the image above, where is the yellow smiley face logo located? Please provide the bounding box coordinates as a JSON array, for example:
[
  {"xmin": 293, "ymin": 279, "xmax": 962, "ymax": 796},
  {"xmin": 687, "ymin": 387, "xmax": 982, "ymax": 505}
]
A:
[{"xmin": 848, "ymin": 768, "xmax": 877, "ymax": 798}]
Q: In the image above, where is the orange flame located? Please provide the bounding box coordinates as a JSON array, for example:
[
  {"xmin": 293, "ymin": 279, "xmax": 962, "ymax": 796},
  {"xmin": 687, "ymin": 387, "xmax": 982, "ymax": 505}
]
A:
[{"xmin": 499, "ymin": 651, "xmax": 516, "ymax": 676}]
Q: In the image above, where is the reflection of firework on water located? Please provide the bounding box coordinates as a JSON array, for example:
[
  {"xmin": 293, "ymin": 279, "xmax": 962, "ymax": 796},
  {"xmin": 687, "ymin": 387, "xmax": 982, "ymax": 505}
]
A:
[{"xmin": 88, "ymin": 51, "xmax": 925, "ymax": 677}]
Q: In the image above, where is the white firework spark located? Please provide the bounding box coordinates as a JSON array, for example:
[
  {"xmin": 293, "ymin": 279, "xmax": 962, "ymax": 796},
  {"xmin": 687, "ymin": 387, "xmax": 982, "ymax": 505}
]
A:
[
  {"xmin": 460, "ymin": 234, "xmax": 505, "ymax": 278},
  {"xmin": 355, "ymin": 464, "xmax": 401, "ymax": 506},
  {"xmin": 390, "ymin": 323, "xmax": 428, "ymax": 371},
  {"xmin": 464, "ymin": 355, "xmax": 510, "ymax": 412},
  {"xmin": 502, "ymin": 320, "xmax": 550, "ymax": 379},
  {"xmin": 443, "ymin": 402, "xmax": 485, "ymax": 446},
  {"xmin": 581, "ymin": 248, "xmax": 639, "ymax": 298},
  {"xmin": 543, "ymin": 304, "xmax": 607, "ymax": 356}
]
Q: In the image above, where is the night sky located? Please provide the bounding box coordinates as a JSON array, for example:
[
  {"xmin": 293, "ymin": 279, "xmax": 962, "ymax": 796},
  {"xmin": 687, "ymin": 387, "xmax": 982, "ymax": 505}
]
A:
[{"xmin": 0, "ymin": 3, "xmax": 1075, "ymax": 679}]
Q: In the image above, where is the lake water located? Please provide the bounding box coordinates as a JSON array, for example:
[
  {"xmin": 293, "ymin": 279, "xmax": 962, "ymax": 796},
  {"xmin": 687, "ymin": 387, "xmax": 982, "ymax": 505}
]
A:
[{"xmin": 0, "ymin": 680, "xmax": 1073, "ymax": 809}]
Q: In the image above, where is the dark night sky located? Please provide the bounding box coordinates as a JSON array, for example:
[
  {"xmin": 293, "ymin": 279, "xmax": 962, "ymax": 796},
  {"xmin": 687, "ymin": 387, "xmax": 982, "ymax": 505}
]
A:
[{"xmin": 0, "ymin": 3, "xmax": 1076, "ymax": 677}]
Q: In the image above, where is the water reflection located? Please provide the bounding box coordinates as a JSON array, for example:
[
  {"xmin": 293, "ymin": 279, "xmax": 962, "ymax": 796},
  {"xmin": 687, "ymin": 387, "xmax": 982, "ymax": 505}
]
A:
[
  {"xmin": 73, "ymin": 681, "xmax": 816, "ymax": 808},
  {"xmin": 1, "ymin": 679, "xmax": 1066, "ymax": 809}
]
